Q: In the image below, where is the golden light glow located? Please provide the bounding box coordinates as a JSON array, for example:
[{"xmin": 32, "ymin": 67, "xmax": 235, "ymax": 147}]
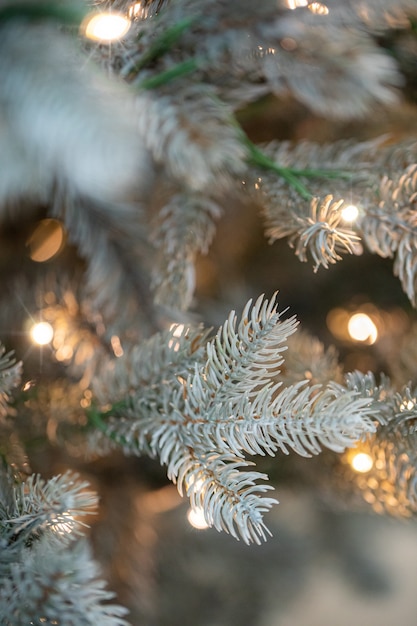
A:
[
  {"xmin": 287, "ymin": 0, "xmax": 308, "ymax": 8},
  {"xmin": 347, "ymin": 313, "xmax": 378, "ymax": 344},
  {"xmin": 326, "ymin": 307, "xmax": 350, "ymax": 341},
  {"xmin": 128, "ymin": 2, "xmax": 143, "ymax": 18},
  {"xmin": 30, "ymin": 322, "xmax": 54, "ymax": 346},
  {"xmin": 308, "ymin": 2, "xmax": 329, "ymax": 14},
  {"xmin": 55, "ymin": 345, "xmax": 74, "ymax": 362},
  {"xmin": 350, "ymin": 452, "xmax": 374, "ymax": 473},
  {"xmin": 51, "ymin": 512, "xmax": 74, "ymax": 535},
  {"xmin": 27, "ymin": 219, "xmax": 65, "ymax": 263},
  {"xmin": 186, "ymin": 475, "xmax": 204, "ymax": 493},
  {"xmin": 341, "ymin": 204, "xmax": 359, "ymax": 223},
  {"xmin": 400, "ymin": 399, "xmax": 415, "ymax": 411},
  {"xmin": 111, "ymin": 335, "xmax": 124, "ymax": 358},
  {"xmin": 187, "ymin": 506, "xmax": 210, "ymax": 530},
  {"xmin": 82, "ymin": 12, "xmax": 131, "ymax": 42},
  {"xmin": 168, "ymin": 324, "xmax": 186, "ymax": 351}
]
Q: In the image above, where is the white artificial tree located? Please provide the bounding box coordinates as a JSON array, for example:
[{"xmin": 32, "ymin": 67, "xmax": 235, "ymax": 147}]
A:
[{"xmin": 1, "ymin": 0, "xmax": 417, "ymax": 622}]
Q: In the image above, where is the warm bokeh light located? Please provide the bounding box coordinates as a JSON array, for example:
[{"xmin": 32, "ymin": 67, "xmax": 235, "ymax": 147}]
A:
[
  {"xmin": 287, "ymin": 0, "xmax": 308, "ymax": 7},
  {"xmin": 347, "ymin": 313, "xmax": 378, "ymax": 344},
  {"xmin": 51, "ymin": 512, "xmax": 75, "ymax": 535},
  {"xmin": 30, "ymin": 322, "xmax": 54, "ymax": 346},
  {"xmin": 400, "ymin": 399, "xmax": 415, "ymax": 411},
  {"xmin": 308, "ymin": 2, "xmax": 329, "ymax": 14},
  {"xmin": 326, "ymin": 307, "xmax": 350, "ymax": 341},
  {"xmin": 128, "ymin": 2, "xmax": 143, "ymax": 18},
  {"xmin": 341, "ymin": 204, "xmax": 359, "ymax": 223},
  {"xmin": 82, "ymin": 12, "xmax": 131, "ymax": 42},
  {"xmin": 27, "ymin": 219, "xmax": 65, "ymax": 263},
  {"xmin": 187, "ymin": 506, "xmax": 210, "ymax": 530},
  {"xmin": 350, "ymin": 452, "xmax": 374, "ymax": 473},
  {"xmin": 186, "ymin": 475, "xmax": 204, "ymax": 493},
  {"xmin": 55, "ymin": 345, "xmax": 74, "ymax": 363},
  {"xmin": 169, "ymin": 323, "xmax": 186, "ymax": 351},
  {"xmin": 111, "ymin": 335, "xmax": 124, "ymax": 358}
]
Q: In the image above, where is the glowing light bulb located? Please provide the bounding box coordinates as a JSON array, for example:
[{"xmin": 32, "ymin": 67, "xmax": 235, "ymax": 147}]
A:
[
  {"xmin": 187, "ymin": 506, "xmax": 209, "ymax": 530},
  {"xmin": 347, "ymin": 313, "xmax": 378, "ymax": 344},
  {"xmin": 82, "ymin": 12, "xmax": 131, "ymax": 42},
  {"xmin": 350, "ymin": 452, "xmax": 373, "ymax": 473},
  {"xmin": 341, "ymin": 204, "xmax": 359, "ymax": 223},
  {"xmin": 30, "ymin": 322, "xmax": 54, "ymax": 346}
]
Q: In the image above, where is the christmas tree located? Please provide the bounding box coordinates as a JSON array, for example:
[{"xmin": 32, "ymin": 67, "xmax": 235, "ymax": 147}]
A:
[{"xmin": 2, "ymin": 0, "xmax": 417, "ymax": 623}]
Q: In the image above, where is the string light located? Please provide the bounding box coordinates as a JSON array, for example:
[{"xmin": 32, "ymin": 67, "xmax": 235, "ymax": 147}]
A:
[
  {"xmin": 30, "ymin": 322, "xmax": 54, "ymax": 346},
  {"xmin": 81, "ymin": 12, "xmax": 131, "ymax": 42},
  {"xmin": 341, "ymin": 204, "xmax": 359, "ymax": 223},
  {"xmin": 347, "ymin": 312, "xmax": 378, "ymax": 344},
  {"xmin": 187, "ymin": 506, "xmax": 210, "ymax": 530},
  {"xmin": 349, "ymin": 451, "xmax": 374, "ymax": 473}
]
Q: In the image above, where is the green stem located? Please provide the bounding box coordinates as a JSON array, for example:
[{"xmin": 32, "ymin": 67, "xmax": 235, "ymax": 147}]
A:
[
  {"xmin": 139, "ymin": 58, "xmax": 199, "ymax": 90},
  {"xmin": 245, "ymin": 139, "xmax": 354, "ymax": 199},
  {"xmin": 86, "ymin": 402, "xmax": 129, "ymax": 447},
  {"xmin": 130, "ymin": 16, "xmax": 196, "ymax": 76},
  {"xmin": 246, "ymin": 141, "xmax": 313, "ymax": 200},
  {"xmin": 293, "ymin": 168, "xmax": 353, "ymax": 180}
]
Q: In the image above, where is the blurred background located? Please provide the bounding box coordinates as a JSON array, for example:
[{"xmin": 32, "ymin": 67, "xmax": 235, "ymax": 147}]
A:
[{"xmin": 2, "ymin": 20, "xmax": 417, "ymax": 625}]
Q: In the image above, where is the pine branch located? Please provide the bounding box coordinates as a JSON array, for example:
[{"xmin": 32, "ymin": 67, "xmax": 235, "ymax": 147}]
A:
[
  {"xmin": 86, "ymin": 295, "xmax": 375, "ymax": 541},
  {"xmin": 134, "ymin": 83, "xmax": 247, "ymax": 190},
  {"xmin": 92, "ymin": 323, "xmax": 210, "ymax": 403},
  {"xmin": 151, "ymin": 192, "xmax": 222, "ymax": 310},
  {"xmin": 281, "ymin": 330, "xmax": 343, "ymax": 387},
  {"xmin": 176, "ymin": 449, "xmax": 277, "ymax": 545},
  {"xmin": 251, "ymin": 138, "xmax": 381, "ymax": 269},
  {"xmin": 0, "ymin": 538, "xmax": 130, "ymax": 626},
  {"xmin": 359, "ymin": 164, "xmax": 417, "ymax": 305},
  {"xmin": 344, "ymin": 371, "xmax": 417, "ymax": 517},
  {"xmin": 0, "ymin": 468, "xmax": 128, "ymax": 624},
  {"xmin": 263, "ymin": 194, "xmax": 360, "ymax": 271},
  {"xmin": 51, "ymin": 190, "xmax": 156, "ymax": 338},
  {"xmin": 350, "ymin": 0, "xmax": 417, "ymax": 31},
  {"xmin": 0, "ymin": 346, "xmax": 22, "ymax": 418},
  {"xmin": 0, "ymin": 18, "xmax": 148, "ymax": 210},
  {"xmin": 138, "ymin": 58, "xmax": 200, "ymax": 89},
  {"xmin": 119, "ymin": 0, "xmax": 401, "ymax": 118},
  {"xmin": 0, "ymin": 471, "xmax": 98, "ymax": 545},
  {"xmin": 127, "ymin": 16, "xmax": 197, "ymax": 75},
  {"xmin": 341, "ymin": 371, "xmax": 417, "ymax": 516},
  {"xmin": 87, "ymin": 323, "xmax": 211, "ymax": 455},
  {"xmin": 345, "ymin": 370, "xmax": 393, "ymax": 425}
]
